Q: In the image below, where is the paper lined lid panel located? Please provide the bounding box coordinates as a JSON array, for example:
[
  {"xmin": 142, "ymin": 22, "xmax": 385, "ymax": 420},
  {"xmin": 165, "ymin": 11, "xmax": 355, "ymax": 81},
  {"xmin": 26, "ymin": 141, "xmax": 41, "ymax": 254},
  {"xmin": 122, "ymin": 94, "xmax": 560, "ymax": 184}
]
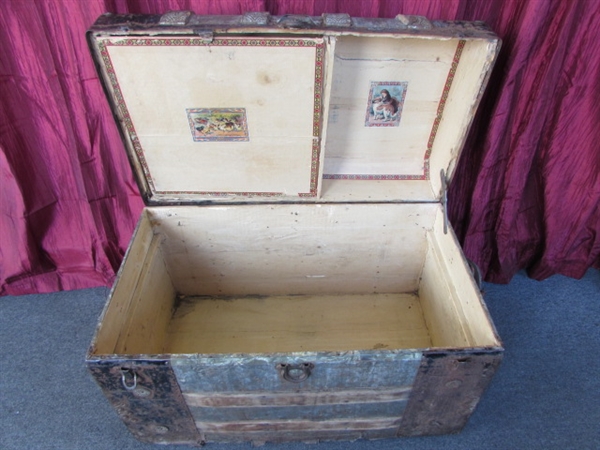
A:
[
  {"xmin": 321, "ymin": 35, "xmax": 498, "ymax": 202},
  {"xmin": 93, "ymin": 35, "xmax": 324, "ymax": 202},
  {"xmin": 88, "ymin": 14, "xmax": 499, "ymax": 204}
]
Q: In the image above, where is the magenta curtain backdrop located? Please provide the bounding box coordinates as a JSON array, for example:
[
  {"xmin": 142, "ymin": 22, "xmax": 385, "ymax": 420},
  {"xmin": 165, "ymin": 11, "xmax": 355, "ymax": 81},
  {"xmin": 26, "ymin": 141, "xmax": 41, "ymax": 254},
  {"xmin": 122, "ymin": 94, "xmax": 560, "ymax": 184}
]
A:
[{"xmin": 1, "ymin": 0, "xmax": 599, "ymax": 295}]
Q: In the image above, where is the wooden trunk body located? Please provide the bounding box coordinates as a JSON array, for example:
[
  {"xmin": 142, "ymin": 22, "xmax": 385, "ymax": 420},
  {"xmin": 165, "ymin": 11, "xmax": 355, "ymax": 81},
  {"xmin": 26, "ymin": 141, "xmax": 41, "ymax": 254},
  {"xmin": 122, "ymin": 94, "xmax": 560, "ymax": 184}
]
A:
[{"xmin": 86, "ymin": 12, "xmax": 503, "ymax": 446}]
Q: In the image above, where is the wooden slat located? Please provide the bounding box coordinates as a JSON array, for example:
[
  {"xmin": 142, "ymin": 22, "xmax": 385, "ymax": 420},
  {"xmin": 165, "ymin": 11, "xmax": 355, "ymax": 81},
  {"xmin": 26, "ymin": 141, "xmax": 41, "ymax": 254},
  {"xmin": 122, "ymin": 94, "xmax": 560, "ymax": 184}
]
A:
[
  {"xmin": 320, "ymin": 178, "xmax": 436, "ymax": 202},
  {"xmin": 316, "ymin": 34, "xmax": 337, "ymax": 198},
  {"xmin": 184, "ymin": 388, "xmax": 412, "ymax": 424},
  {"xmin": 419, "ymin": 232, "xmax": 470, "ymax": 348},
  {"xmin": 188, "ymin": 401, "xmax": 409, "ymax": 423},
  {"xmin": 419, "ymin": 207, "xmax": 501, "ymax": 348},
  {"xmin": 203, "ymin": 428, "xmax": 396, "ymax": 444},
  {"xmin": 184, "ymin": 387, "xmax": 411, "ymax": 407},
  {"xmin": 91, "ymin": 209, "xmax": 178, "ymax": 356},
  {"xmin": 431, "ymin": 207, "xmax": 501, "ymax": 347},
  {"xmin": 113, "ymin": 234, "xmax": 176, "ymax": 355},
  {"xmin": 197, "ymin": 417, "xmax": 402, "ymax": 433},
  {"xmin": 171, "ymin": 350, "xmax": 422, "ymax": 393}
]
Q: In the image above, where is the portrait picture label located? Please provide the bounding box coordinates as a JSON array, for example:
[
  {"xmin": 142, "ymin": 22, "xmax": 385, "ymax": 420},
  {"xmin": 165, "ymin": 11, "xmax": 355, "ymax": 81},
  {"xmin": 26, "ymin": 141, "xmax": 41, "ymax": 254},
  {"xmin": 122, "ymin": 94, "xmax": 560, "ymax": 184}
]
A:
[{"xmin": 365, "ymin": 82, "xmax": 408, "ymax": 127}]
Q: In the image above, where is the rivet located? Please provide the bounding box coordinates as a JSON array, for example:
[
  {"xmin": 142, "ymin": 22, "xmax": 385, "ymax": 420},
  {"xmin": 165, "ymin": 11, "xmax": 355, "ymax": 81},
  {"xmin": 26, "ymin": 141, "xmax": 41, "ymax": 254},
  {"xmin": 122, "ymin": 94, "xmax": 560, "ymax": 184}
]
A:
[
  {"xmin": 133, "ymin": 387, "xmax": 151, "ymax": 398},
  {"xmin": 153, "ymin": 424, "xmax": 169, "ymax": 434}
]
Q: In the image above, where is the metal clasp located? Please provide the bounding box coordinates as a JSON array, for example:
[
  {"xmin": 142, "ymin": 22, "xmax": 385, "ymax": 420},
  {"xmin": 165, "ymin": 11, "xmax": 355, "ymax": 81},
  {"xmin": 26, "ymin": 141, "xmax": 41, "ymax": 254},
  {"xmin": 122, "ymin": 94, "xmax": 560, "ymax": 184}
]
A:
[{"xmin": 193, "ymin": 30, "xmax": 214, "ymax": 43}]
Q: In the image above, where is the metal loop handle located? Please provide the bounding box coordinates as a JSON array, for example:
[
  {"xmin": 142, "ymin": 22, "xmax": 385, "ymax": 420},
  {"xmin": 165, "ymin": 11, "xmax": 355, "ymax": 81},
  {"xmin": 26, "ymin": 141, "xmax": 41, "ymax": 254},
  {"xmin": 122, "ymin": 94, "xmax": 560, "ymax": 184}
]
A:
[
  {"xmin": 276, "ymin": 363, "xmax": 314, "ymax": 383},
  {"xmin": 120, "ymin": 368, "xmax": 137, "ymax": 391}
]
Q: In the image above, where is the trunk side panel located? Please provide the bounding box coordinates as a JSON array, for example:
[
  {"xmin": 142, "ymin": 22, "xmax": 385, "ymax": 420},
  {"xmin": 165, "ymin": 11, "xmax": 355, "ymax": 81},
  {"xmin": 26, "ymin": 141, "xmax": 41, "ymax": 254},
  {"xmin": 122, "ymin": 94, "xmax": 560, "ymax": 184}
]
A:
[
  {"xmin": 87, "ymin": 359, "xmax": 203, "ymax": 445},
  {"xmin": 397, "ymin": 349, "xmax": 503, "ymax": 435}
]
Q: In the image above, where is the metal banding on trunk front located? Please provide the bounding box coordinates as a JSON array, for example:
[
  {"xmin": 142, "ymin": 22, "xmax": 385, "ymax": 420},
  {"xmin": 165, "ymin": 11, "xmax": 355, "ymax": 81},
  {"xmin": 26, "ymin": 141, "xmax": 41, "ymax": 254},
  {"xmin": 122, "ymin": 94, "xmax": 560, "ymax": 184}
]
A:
[
  {"xmin": 171, "ymin": 350, "xmax": 422, "ymax": 391},
  {"xmin": 170, "ymin": 350, "xmax": 422, "ymax": 443},
  {"xmin": 87, "ymin": 348, "xmax": 503, "ymax": 445}
]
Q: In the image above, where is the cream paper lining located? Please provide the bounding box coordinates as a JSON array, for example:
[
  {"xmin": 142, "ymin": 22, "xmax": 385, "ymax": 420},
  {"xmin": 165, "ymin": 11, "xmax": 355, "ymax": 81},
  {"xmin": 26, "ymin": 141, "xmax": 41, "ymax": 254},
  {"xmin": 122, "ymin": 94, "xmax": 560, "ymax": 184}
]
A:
[{"xmin": 104, "ymin": 37, "xmax": 321, "ymax": 196}]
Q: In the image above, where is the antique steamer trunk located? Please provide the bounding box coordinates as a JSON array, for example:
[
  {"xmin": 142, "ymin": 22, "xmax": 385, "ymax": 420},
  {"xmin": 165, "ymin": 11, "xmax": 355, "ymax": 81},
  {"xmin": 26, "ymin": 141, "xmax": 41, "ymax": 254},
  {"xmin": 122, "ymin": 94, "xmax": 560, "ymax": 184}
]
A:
[{"xmin": 86, "ymin": 11, "xmax": 503, "ymax": 446}]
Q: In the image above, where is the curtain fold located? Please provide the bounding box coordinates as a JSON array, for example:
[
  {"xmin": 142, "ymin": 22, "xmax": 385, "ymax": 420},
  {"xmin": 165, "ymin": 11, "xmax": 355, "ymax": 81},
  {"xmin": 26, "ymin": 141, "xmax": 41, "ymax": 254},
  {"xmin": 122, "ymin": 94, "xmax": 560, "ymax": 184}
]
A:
[
  {"xmin": 1, "ymin": 0, "xmax": 598, "ymax": 295},
  {"xmin": 448, "ymin": 0, "xmax": 600, "ymax": 282}
]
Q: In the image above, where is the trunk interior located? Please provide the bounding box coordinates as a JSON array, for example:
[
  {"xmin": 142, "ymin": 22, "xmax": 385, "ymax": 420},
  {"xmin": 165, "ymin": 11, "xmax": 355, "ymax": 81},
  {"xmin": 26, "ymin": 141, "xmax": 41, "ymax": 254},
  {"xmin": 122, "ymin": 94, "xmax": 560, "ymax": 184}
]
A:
[{"xmin": 89, "ymin": 203, "xmax": 500, "ymax": 357}]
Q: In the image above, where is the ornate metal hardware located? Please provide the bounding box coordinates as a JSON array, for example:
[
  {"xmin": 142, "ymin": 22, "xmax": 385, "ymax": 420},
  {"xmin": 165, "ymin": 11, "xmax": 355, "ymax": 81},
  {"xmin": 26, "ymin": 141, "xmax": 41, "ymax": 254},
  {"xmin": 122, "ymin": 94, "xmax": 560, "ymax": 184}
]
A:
[
  {"xmin": 276, "ymin": 15, "xmax": 317, "ymax": 29},
  {"xmin": 159, "ymin": 10, "xmax": 192, "ymax": 26},
  {"xmin": 241, "ymin": 12, "xmax": 271, "ymax": 26},
  {"xmin": 322, "ymin": 13, "xmax": 352, "ymax": 27}
]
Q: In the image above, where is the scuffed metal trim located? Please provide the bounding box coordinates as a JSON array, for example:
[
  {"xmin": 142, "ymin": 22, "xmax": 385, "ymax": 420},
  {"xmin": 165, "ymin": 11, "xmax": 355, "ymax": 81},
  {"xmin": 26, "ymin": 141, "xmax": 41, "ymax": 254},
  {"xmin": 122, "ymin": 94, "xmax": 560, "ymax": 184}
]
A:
[
  {"xmin": 397, "ymin": 348, "xmax": 503, "ymax": 436},
  {"xmin": 87, "ymin": 359, "xmax": 203, "ymax": 445}
]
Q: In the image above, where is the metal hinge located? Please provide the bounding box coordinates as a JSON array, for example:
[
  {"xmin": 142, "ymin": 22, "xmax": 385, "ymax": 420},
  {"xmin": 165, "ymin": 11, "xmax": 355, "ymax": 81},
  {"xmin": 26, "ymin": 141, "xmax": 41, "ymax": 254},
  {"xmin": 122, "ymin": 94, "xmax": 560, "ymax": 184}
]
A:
[
  {"xmin": 440, "ymin": 169, "xmax": 449, "ymax": 234},
  {"xmin": 193, "ymin": 30, "xmax": 214, "ymax": 43}
]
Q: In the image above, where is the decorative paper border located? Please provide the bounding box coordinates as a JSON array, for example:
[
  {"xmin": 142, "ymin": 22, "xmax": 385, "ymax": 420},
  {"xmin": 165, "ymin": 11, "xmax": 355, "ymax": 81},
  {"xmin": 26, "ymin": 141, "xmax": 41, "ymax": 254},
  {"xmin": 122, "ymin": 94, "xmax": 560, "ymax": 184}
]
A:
[
  {"xmin": 365, "ymin": 81, "xmax": 408, "ymax": 127},
  {"xmin": 186, "ymin": 108, "xmax": 249, "ymax": 142},
  {"xmin": 98, "ymin": 37, "xmax": 324, "ymax": 197},
  {"xmin": 323, "ymin": 39, "xmax": 466, "ymax": 181}
]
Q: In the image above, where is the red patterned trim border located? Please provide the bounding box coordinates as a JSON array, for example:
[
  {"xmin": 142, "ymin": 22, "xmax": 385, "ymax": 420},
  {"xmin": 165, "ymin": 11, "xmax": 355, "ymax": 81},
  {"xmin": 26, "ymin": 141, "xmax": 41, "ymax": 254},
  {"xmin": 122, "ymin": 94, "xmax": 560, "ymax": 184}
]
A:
[
  {"xmin": 99, "ymin": 37, "xmax": 324, "ymax": 198},
  {"xmin": 153, "ymin": 191, "xmax": 284, "ymax": 197},
  {"xmin": 323, "ymin": 174, "xmax": 423, "ymax": 181},
  {"xmin": 301, "ymin": 42, "xmax": 324, "ymax": 197},
  {"xmin": 323, "ymin": 39, "xmax": 466, "ymax": 181}
]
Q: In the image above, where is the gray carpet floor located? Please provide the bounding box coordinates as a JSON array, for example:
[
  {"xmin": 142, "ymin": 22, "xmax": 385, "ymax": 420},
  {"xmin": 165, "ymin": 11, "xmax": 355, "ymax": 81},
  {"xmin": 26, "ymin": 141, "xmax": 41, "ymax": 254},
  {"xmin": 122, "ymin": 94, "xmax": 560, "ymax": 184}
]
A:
[{"xmin": 1, "ymin": 269, "xmax": 599, "ymax": 450}]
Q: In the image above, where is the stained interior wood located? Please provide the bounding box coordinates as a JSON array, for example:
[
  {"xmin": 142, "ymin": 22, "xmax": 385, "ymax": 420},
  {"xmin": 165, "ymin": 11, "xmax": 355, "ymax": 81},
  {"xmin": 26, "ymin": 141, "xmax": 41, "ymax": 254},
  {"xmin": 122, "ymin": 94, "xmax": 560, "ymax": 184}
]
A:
[
  {"xmin": 164, "ymin": 293, "xmax": 432, "ymax": 354},
  {"xmin": 419, "ymin": 207, "xmax": 500, "ymax": 348},
  {"xmin": 92, "ymin": 216, "xmax": 177, "ymax": 355},
  {"xmin": 112, "ymin": 237, "xmax": 176, "ymax": 355},
  {"xmin": 151, "ymin": 204, "xmax": 433, "ymax": 296},
  {"xmin": 91, "ymin": 217, "xmax": 150, "ymax": 354},
  {"xmin": 90, "ymin": 204, "xmax": 500, "ymax": 357}
]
